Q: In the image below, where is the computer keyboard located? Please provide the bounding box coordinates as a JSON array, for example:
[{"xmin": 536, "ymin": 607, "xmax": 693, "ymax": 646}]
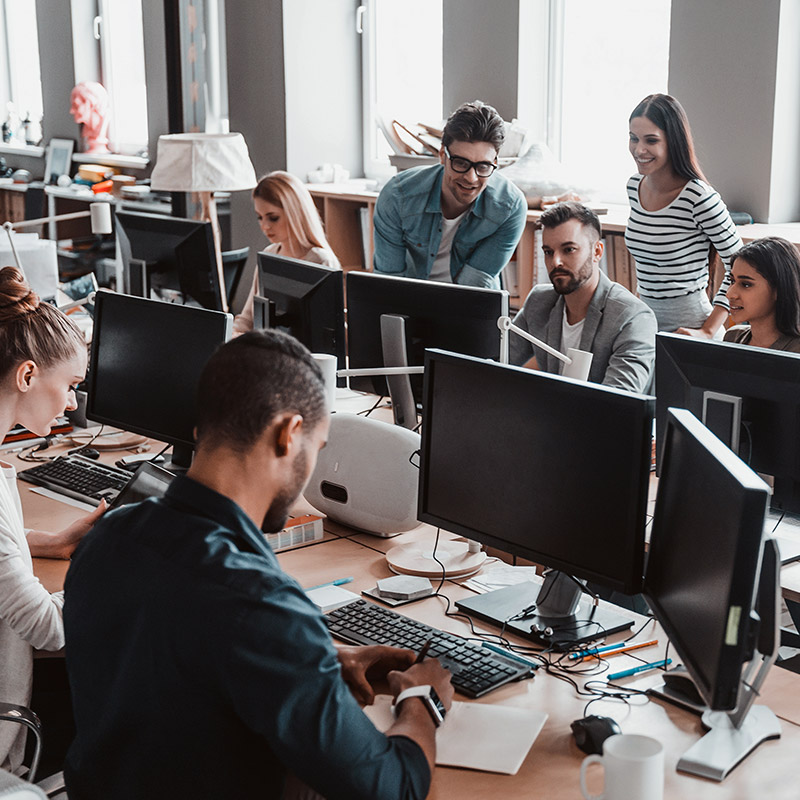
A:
[
  {"xmin": 325, "ymin": 598, "xmax": 533, "ymax": 698},
  {"xmin": 19, "ymin": 454, "xmax": 132, "ymax": 507}
]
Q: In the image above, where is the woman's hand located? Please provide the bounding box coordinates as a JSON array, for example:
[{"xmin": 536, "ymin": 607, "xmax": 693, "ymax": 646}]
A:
[
  {"xmin": 337, "ymin": 644, "xmax": 416, "ymax": 705},
  {"xmin": 674, "ymin": 325, "xmax": 714, "ymax": 339},
  {"xmin": 27, "ymin": 499, "xmax": 107, "ymax": 560}
]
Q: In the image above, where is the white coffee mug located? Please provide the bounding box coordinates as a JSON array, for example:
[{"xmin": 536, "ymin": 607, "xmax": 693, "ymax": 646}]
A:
[
  {"xmin": 311, "ymin": 353, "xmax": 338, "ymax": 411},
  {"xmin": 580, "ymin": 734, "xmax": 664, "ymax": 800}
]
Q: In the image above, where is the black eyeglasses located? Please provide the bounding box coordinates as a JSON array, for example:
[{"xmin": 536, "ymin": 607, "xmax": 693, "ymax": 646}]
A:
[{"xmin": 444, "ymin": 147, "xmax": 497, "ymax": 178}]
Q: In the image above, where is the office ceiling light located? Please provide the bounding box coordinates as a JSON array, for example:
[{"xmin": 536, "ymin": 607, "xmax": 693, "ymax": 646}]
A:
[{"xmin": 150, "ymin": 132, "xmax": 257, "ymax": 312}]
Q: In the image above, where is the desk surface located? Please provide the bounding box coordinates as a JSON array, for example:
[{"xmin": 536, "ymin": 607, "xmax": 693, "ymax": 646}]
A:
[{"xmin": 22, "ymin": 434, "xmax": 800, "ymax": 800}]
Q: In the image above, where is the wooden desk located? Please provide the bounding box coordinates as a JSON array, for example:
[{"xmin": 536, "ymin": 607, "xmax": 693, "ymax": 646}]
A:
[{"xmin": 26, "ymin": 473, "xmax": 800, "ymax": 799}]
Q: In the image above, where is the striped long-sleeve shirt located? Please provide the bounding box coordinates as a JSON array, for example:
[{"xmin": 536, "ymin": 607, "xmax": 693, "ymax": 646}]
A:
[{"xmin": 624, "ymin": 175, "xmax": 742, "ymax": 309}]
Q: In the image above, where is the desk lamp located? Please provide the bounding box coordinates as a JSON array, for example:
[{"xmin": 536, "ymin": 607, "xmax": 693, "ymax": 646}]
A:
[
  {"xmin": 149, "ymin": 133, "xmax": 257, "ymax": 313},
  {"xmin": 2, "ymin": 201, "xmax": 113, "ymax": 271},
  {"xmin": 3, "ymin": 202, "xmax": 111, "ymax": 311},
  {"xmin": 497, "ymin": 315, "xmax": 593, "ymax": 381}
]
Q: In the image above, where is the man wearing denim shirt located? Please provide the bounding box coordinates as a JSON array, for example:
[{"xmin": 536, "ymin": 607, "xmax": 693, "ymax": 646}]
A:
[{"xmin": 373, "ymin": 101, "xmax": 527, "ymax": 290}]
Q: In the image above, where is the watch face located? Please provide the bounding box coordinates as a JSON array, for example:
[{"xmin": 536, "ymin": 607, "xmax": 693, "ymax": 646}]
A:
[{"xmin": 425, "ymin": 687, "xmax": 447, "ymax": 726}]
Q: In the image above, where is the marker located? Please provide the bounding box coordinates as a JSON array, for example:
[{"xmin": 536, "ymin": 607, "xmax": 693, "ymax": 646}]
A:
[
  {"xmin": 415, "ymin": 639, "xmax": 433, "ymax": 664},
  {"xmin": 307, "ymin": 577, "xmax": 354, "ymax": 591},
  {"xmin": 482, "ymin": 642, "xmax": 540, "ymax": 671},
  {"xmin": 573, "ymin": 639, "xmax": 659, "ymax": 663},
  {"xmin": 607, "ymin": 658, "xmax": 672, "ymax": 682}
]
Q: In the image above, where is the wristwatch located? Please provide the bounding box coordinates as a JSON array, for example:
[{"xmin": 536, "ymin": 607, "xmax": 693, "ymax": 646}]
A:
[{"xmin": 393, "ymin": 684, "xmax": 447, "ymax": 727}]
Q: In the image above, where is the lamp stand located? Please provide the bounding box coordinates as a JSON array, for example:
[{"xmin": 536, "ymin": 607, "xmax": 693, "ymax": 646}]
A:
[{"xmin": 199, "ymin": 191, "xmax": 229, "ymax": 313}]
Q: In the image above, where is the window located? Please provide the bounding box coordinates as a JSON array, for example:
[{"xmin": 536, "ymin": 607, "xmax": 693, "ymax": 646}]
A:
[
  {"xmin": 521, "ymin": 0, "xmax": 671, "ymax": 204},
  {"xmin": 0, "ymin": 0, "xmax": 43, "ymax": 147},
  {"xmin": 360, "ymin": 0, "xmax": 443, "ymax": 179},
  {"xmin": 95, "ymin": 0, "xmax": 149, "ymax": 155}
]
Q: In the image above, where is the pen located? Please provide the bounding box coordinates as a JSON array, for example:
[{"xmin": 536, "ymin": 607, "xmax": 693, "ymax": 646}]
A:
[
  {"xmin": 574, "ymin": 639, "xmax": 658, "ymax": 663},
  {"xmin": 570, "ymin": 639, "xmax": 657, "ymax": 659},
  {"xmin": 306, "ymin": 577, "xmax": 354, "ymax": 591},
  {"xmin": 415, "ymin": 639, "xmax": 433, "ymax": 664},
  {"xmin": 607, "ymin": 658, "xmax": 672, "ymax": 682}
]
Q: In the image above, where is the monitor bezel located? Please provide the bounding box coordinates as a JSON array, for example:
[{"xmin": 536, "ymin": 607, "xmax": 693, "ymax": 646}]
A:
[
  {"xmin": 644, "ymin": 408, "xmax": 770, "ymax": 711},
  {"xmin": 87, "ymin": 290, "xmax": 232, "ymax": 455},
  {"xmin": 346, "ymin": 271, "xmax": 509, "ymax": 399},
  {"xmin": 256, "ymin": 251, "xmax": 346, "ymax": 372},
  {"xmin": 417, "ymin": 349, "xmax": 654, "ymax": 595}
]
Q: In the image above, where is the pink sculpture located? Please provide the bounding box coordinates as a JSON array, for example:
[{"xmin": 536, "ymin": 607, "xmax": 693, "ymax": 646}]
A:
[{"xmin": 70, "ymin": 82, "xmax": 111, "ymax": 154}]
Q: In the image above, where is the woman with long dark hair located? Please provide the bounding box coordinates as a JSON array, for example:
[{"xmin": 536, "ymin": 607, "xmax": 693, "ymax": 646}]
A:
[
  {"xmin": 724, "ymin": 237, "xmax": 800, "ymax": 352},
  {"xmin": 625, "ymin": 93, "xmax": 742, "ymax": 336}
]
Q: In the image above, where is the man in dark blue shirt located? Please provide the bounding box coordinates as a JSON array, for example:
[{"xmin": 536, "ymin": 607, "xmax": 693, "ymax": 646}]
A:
[{"xmin": 64, "ymin": 330, "xmax": 452, "ymax": 800}]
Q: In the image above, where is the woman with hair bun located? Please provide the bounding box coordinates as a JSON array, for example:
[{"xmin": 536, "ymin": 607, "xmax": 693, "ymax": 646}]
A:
[
  {"xmin": 0, "ymin": 266, "xmax": 106, "ymax": 773},
  {"xmin": 724, "ymin": 237, "xmax": 800, "ymax": 352},
  {"xmin": 625, "ymin": 93, "xmax": 742, "ymax": 336},
  {"xmin": 233, "ymin": 170, "xmax": 340, "ymax": 335}
]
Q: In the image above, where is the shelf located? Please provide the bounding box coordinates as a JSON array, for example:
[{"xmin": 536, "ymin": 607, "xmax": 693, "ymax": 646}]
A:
[
  {"xmin": 0, "ymin": 144, "xmax": 45, "ymax": 158},
  {"xmin": 72, "ymin": 152, "xmax": 149, "ymax": 170}
]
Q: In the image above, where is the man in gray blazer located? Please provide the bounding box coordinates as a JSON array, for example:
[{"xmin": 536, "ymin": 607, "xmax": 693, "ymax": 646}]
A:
[{"xmin": 509, "ymin": 202, "xmax": 656, "ymax": 393}]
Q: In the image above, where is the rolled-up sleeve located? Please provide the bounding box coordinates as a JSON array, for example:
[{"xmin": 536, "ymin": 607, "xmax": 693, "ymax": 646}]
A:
[{"xmin": 373, "ymin": 184, "xmax": 409, "ymax": 276}]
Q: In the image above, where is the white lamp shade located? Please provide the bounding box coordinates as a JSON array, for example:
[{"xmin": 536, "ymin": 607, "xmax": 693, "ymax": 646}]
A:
[{"xmin": 149, "ymin": 132, "xmax": 257, "ymax": 192}]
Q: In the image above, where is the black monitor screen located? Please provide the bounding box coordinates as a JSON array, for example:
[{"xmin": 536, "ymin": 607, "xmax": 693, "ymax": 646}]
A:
[
  {"xmin": 116, "ymin": 211, "xmax": 222, "ymax": 311},
  {"xmin": 644, "ymin": 408, "xmax": 769, "ymax": 711},
  {"xmin": 257, "ymin": 252, "xmax": 345, "ymax": 373},
  {"xmin": 87, "ymin": 291, "xmax": 232, "ymax": 467},
  {"xmin": 656, "ymin": 332, "xmax": 800, "ymax": 513},
  {"xmin": 418, "ymin": 350, "xmax": 653, "ymax": 594},
  {"xmin": 346, "ymin": 272, "xmax": 508, "ymax": 400}
]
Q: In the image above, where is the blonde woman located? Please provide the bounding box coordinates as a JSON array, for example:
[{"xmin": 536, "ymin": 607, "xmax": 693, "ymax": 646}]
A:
[{"xmin": 233, "ymin": 171, "xmax": 340, "ymax": 335}]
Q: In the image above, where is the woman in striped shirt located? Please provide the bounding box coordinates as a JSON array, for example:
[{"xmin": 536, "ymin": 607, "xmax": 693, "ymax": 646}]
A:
[{"xmin": 625, "ymin": 94, "xmax": 741, "ymax": 335}]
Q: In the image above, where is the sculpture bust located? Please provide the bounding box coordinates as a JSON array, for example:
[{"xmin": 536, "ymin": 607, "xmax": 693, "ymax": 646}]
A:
[{"xmin": 70, "ymin": 82, "xmax": 111, "ymax": 154}]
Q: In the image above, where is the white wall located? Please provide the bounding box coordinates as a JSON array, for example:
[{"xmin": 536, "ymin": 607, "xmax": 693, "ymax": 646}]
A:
[
  {"xmin": 283, "ymin": 0, "xmax": 362, "ymax": 181},
  {"xmin": 669, "ymin": 0, "xmax": 800, "ymax": 223}
]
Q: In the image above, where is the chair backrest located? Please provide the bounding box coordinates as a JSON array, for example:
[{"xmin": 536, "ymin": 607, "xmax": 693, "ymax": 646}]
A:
[{"xmin": 221, "ymin": 246, "xmax": 250, "ymax": 301}]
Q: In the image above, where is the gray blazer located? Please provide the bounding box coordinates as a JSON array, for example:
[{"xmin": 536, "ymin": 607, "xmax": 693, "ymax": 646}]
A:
[{"xmin": 509, "ymin": 271, "xmax": 656, "ymax": 394}]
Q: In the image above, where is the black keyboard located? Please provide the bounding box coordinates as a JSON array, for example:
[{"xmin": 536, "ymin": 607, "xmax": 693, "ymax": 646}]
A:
[
  {"xmin": 19, "ymin": 454, "xmax": 132, "ymax": 506},
  {"xmin": 326, "ymin": 598, "xmax": 533, "ymax": 698}
]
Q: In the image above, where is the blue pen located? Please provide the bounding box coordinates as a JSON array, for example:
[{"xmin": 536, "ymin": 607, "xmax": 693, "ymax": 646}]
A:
[
  {"xmin": 307, "ymin": 577, "xmax": 354, "ymax": 591},
  {"xmin": 607, "ymin": 658, "xmax": 671, "ymax": 682},
  {"xmin": 482, "ymin": 642, "xmax": 540, "ymax": 671},
  {"xmin": 570, "ymin": 642, "xmax": 625, "ymax": 660}
]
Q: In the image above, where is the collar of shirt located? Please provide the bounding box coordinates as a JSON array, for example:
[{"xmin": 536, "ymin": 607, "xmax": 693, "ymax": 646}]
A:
[{"xmin": 163, "ymin": 474, "xmax": 272, "ymax": 559}]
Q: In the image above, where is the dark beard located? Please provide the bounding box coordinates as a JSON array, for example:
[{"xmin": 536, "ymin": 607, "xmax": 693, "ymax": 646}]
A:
[{"xmin": 261, "ymin": 447, "xmax": 310, "ymax": 533}]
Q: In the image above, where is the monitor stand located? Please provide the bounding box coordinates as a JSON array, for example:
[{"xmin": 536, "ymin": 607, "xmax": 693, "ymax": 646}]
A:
[
  {"xmin": 160, "ymin": 443, "xmax": 194, "ymax": 475},
  {"xmin": 455, "ymin": 571, "xmax": 634, "ymax": 651},
  {"xmin": 677, "ymin": 538, "xmax": 782, "ymax": 781}
]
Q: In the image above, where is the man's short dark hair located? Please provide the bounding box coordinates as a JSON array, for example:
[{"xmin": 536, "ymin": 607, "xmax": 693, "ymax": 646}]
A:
[
  {"xmin": 540, "ymin": 201, "xmax": 602, "ymax": 240},
  {"xmin": 194, "ymin": 329, "xmax": 327, "ymax": 451},
  {"xmin": 441, "ymin": 101, "xmax": 505, "ymax": 153}
]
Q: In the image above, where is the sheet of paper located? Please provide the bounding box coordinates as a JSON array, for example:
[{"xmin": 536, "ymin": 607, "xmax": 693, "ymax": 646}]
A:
[
  {"xmin": 462, "ymin": 564, "xmax": 541, "ymax": 594},
  {"xmin": 364, "ymin": 696, "xmax": 547, "ymax": 775}
]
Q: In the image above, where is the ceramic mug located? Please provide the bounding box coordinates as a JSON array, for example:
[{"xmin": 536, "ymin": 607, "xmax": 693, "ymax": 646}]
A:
[
  {"xmin": 311, "ymin": 353, "xmax": 338, "ymax": 411},
  {"xmin": 580, "ymin": 733, "xmax": 664, "ymax": 800}
]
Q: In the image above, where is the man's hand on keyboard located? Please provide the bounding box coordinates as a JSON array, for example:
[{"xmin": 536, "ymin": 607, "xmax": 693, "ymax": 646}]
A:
[
  {"xmin": 26, "ymin": 499, "xmax": 108, "ymax": 560},
  {"xmin": 337, "ymin": 644, "xmax": 415, "ymax": 705},
  {"xmin": 387, "ymin": 659, "xmax": 454, "ymax": 712}
]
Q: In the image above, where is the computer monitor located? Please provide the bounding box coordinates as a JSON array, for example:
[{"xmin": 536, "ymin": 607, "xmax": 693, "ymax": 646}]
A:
[
  {"xmin": 116, "ymin": 211, "xmax": 223, "ymax": 310},
  {"xmin": 255, "ymin": 252, "xmax": 345, "ymax": 378},
  {"xmin": 418, "ymin": 349, "xmax": 654, "ymax": 649},
  {"xmin": 346, "ymin": 272, "xmax": 509, "ymax": 402},
  {"xmin": 655, "ymin": 332, "xmax": 800, "ymax": 513},
  {"xmin": 87, "ymin": 290, "xmax": 232, "ymax": 469},
  {"xmin": 643, "ymin": 408, "xmax": 779, "ymax": 780}
]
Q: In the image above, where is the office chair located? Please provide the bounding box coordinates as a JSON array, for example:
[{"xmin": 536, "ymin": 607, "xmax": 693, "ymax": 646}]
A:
[
  {"xmin": 0, "ymin": 703, "xmax": 66, "ymax": 799},
  {"xmin": 221, "ymin": 246, "xmax": 250, "ymax": 305}
]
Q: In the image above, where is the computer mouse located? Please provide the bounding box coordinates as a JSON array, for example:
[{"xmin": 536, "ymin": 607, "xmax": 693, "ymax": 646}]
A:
[
  {"xmin": 570, "ymin": 715, "xmax": 622, "ymax": 755},
  {"xmin": 79, "ymin": 447, "xmax": 100, "ymax": 459},
  {"xmin": 661, "ymin": 666, "xmax": 704, "ymax": 706}
]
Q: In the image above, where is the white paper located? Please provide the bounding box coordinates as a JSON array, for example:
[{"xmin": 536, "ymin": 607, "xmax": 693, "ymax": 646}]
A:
[{"xmin": 364, "ymin": 696, "xmax": 547, "ymax": 775}]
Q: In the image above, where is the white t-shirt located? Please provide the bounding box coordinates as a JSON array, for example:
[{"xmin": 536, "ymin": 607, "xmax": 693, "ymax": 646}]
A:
[
  {"xmin": 559, "ymin": 307, "xmax": 585, "ymax": 375},
  {"xmin": 0, "ymin": 463, "xmax": 65, "ymax": 772},
  {"xmin": 428, "ymin": 210, "xmax": 468, "ymax": 283}
]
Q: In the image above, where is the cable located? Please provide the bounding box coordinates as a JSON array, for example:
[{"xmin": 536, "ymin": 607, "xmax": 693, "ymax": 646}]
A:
[{"xmin": 357, "ymin": 396, "xmax": 387, "ymax": 417}]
